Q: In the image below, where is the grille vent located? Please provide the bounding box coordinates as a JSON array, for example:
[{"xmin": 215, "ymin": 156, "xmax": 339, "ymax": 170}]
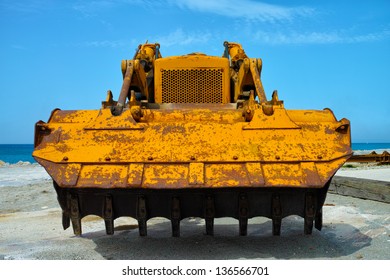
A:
[{"xmin": 161, "ymin": 69, "xmax": 223, "ymax": 103}]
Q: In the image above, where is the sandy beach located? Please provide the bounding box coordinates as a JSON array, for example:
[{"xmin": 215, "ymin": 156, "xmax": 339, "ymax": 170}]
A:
[
  {"xmin": 336, "ymin": 163, "xmax": 390, "ymax": 182},
  {"xmin": 0, "ymin": 163, "xmax": 389, "ymax": 260}
]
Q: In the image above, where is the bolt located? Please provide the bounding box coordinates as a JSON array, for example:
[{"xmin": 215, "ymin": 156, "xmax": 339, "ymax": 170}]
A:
[
  {"xmin": 148, "ymin": 156, "xmax": 153, "ymax": 161},
  {"xmin": 233, "ymin": 156, "xmax": 238, "ymax": 160},
  {"xmin": 275, "ymin": 155, "xmax": 280, "ymax": 160},
  {"xmin": 105, "ymin": 157, "xmax": 111, "ymax": 161},
  {"xmin": 190, "ymin": 156, "xmax": 196, "ymax": 160},
  {"xmin": 317, "ymin": 155, "xmax": 323, "ymax": 159},
  {"xmin": 62, "ymin": 156, "xmax": 68, "ymax": 161}
]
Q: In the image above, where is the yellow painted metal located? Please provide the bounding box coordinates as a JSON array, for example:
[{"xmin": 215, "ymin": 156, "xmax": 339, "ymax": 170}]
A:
[
  {"xmin": 154, "ymin": 54, "xmax": 230, "ymax": 104},
  {"xmin": 33, "ymin": 106, "xmax": 351, "ymax": 189},
  {"xmin": 33, "ymin": 42, "xmax": 352, "ymax": 191},
  {"xmin": 225, "ymin": 42, "xmax": 248, "ymax": 63}
]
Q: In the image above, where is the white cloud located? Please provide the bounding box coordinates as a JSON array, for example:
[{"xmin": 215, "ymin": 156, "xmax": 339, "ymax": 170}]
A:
[
  {"xmin": 254, "ymin": 29, "xmax": 390, "ymax": 45},
  {"xmin": 73, "ymin": 40, "xmax": 130, "ymax": 48},
  {"xmin": 1, "ymin": 0, "xmax": 59, "ymax": 14},
  {"xmin": 347, "ymin": 29, "xmax": 390, "ymax": 43},
  {"xmin": 152, "ymin": 29, "xmax": 212, "ymax": 47},
  {"xmin": 72, "ymin": 0, "xmax": 165, "ymax": 17},
  {"xmin": 11, "ymin": 44, "xmax": 27, "ymax": 50},
  {"xmin": 83, "ymin": 40, "xmax": 124, "ymax": 48},
  {"xmin": 169, "ymin": 0, "xmax": 314, "ymax": 22},
  {"xmin": 71, "ymin": 30, "xmax": 212, "ymax": 52},
  {"xmin": 72, "ymin": 0, "xmax": 116, "ymax": 17}
]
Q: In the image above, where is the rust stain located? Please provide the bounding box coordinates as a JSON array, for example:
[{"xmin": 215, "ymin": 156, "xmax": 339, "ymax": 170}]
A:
[
  {"xmin": 33, "ymin": 42, "xmax": 351, "ymax": 192},
  {"xmin": 30, "ymin": 41, "xmax": 355, "ymax": 237}
]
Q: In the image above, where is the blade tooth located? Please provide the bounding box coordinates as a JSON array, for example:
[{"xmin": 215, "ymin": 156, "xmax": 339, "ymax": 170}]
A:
[
  {"xmin": 138, "ymin": 220, "xmax": 147, "ymax": 237},
  {"xmin": 238, "ymin": 193, "xmax": 248, "ymax": 236},
  {"xmin": 304, "ymin": 193, "xmax": 316, "ymax": 235},
  {"xmin": 205, "ymin": 218, "xmax": 214, "ymax": 236},
  {"xmin": 60, "ymin": 188, "xmax": 70, "ymax": 230},
  {"xmin": 69, "ymin": 194, "xmax": 81, "ymax": 236},
  {"xmin": 62, "ymin": 211, "xmax": 70, "ymax": 230},
  {"xmin": 71, "ymin": 219, "xmax": 82, "ymax": 236},
  {"xmin": 137, "ymin": 196, "xmax": 147, "ymax": 236},
  {"xmin": 239, "ymin": 219, "xmax": 248, "ymax": 236},
  {"xmin": 272, "ymin": 194, "xmax": 282, "ymax": 236},
  {"xmin": 105, "ymin": 220, "xmax": 114, "ymax": 235},
  {"xmin": 171, "ymin": 197, "xmax": 181, "ymax": 237},
  {"xmin": 104, "ymin": 195, "xmax": 114, "ymax": 235},
  {"xmin": 204, "ymin": 195, "xmax": 215, "ymax": 236},
  {"xmin": 315, "ymin": 208, "xmax": 323, "ymax": 231}
]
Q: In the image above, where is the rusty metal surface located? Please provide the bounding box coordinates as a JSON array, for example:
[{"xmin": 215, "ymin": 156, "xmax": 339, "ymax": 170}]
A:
[
  {"xmin": 32, "ymin": 41, "xmax": 352, "ymax": 236},
  {"xmin": 33, "ymin": 105, "xmax": 351, "ymax": 189},
  {"xmin": 53, "ymin": 181, "xmax": 331, "ymax": 237},
  {"xmin": 347, "ymin": 151, "xmax": 390, "ymax": 163}
]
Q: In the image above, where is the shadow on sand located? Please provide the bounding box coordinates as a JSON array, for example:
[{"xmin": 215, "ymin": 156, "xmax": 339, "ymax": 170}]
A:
[{"xmin": 82, "ymin": 216, "xmax": 372, "ymax": 260}]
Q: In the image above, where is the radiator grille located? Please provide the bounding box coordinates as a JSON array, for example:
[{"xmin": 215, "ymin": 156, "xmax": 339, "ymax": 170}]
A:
[{"xmin": 161, "ymin": 69, "xmax": 223, "ymax": 103}]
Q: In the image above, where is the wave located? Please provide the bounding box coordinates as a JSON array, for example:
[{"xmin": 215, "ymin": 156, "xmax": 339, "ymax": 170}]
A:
[
  {"xmin": 352, "ymin": 149, "xmax": 390, "ymax": 156},
  {"xmin": 0, "ymin": 160, "xmax": 39, "ymax": 167}
]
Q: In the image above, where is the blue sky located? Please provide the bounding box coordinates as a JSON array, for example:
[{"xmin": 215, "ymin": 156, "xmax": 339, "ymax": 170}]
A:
[{"xmin": 1, "ymin": 0, "xmax": 389, "ymax": 144}]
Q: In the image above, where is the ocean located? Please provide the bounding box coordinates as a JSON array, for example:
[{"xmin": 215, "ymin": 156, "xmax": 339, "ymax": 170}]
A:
[
  {"xmin": 350, "ymin": 143, "xmax": 390, "ymax": 155},
  {"xmin": 0, "ymin": 144, "xmax": 36, "ymax": 164},
  {"xmin": 1, "ymin": 143, "xmax": 390, "ymax": 165},
  {"xmin": 0, "ymin": 144, "xmax": 50, "ymax": 187}
]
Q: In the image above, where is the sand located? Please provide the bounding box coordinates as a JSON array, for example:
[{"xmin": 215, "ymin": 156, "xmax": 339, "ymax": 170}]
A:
[
  {"xmin": 336, "ymin": 163, "xmax": 390, "ymax": 182},
  {"xmin": 0, "ymin": 164, "xmax": 389, "ymax": 261}
]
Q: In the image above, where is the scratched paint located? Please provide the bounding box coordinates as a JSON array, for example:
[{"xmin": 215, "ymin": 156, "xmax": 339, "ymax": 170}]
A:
[{"xmin": 32, "ymin": 42, "xmax": 353, "ymax": 237}]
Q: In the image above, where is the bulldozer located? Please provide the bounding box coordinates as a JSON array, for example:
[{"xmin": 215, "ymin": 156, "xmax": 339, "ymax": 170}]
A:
[{"xmin": 33, "ymin": 42, "xmax": 352, "ymax": 237}]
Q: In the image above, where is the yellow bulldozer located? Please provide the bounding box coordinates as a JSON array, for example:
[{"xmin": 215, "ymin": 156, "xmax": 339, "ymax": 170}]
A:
[{"xmin": 33, "ymin": 42, "xmax": 352, "ymax": 237}]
